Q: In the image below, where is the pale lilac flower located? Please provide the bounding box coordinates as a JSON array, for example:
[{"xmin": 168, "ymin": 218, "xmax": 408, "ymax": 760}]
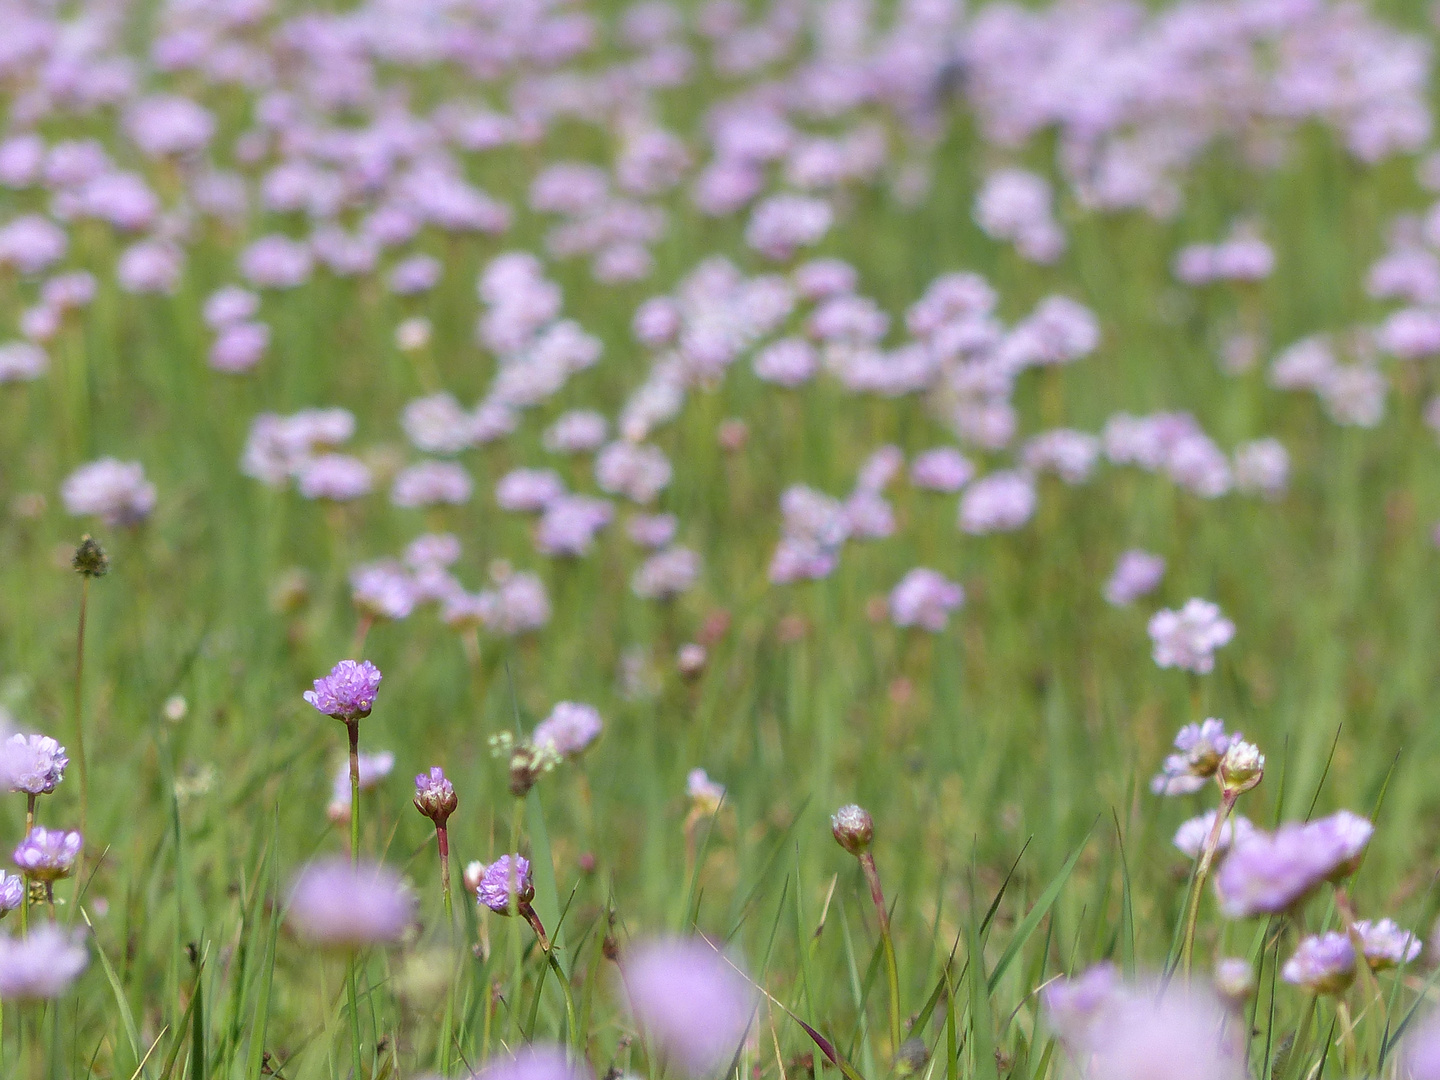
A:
[
  {"xmin": 855, "ymin": 446, "xmax": 904, "ymax": 493},
  {"xmin": 687, "ymin": 768, "xmax": 725, "ymax": 810},
  {"xmin": 402, "ymin": 393, "xmax": 478, "ymax": 455},
  {"xmin": 753, "ymin": 338, "xmax": 817, "ymax": 387},
  {"xmin": 974, "ymin": 168, "xmax": 1064, "ymax": 263},
  {"xmin": 533, "ymin": 703, "xmax": 602, "ymax": 758},
  {"xmin": 484, "ymin": 572, "xmax": 552, "ymax": 635},
  {"xmin": 793, "ymin": 259, "xmax": 857, "ymax": 299},
  {"xmin": 632, "ymin": 298, "xmax": 682, "ymax": 347},
  {"xmin": 239, "ymin": 235, "xmax": 312, "ymax": 290},
  {"xmin": 596, "ymin": 442, "xmax": 672, "ymax": 504},
  {"xmin": 476, "ymin": 855, "xmax": 533, "ymax": 914},
  {"xmin": 1009, "ymin": 296, "xmax": 1099, "ymax": 366},
  {"xmin": 287, "ymin": 859, "xmax": 412, "ymax": 947},
  {"xmin": 910, "ymin": 448, "xmax": 974, "ymax": 492},
  {"xmin": 1405, "ymin": 1012, "xmax": 1440, "ymax": 1080},
  {"xmin": 209, "ymin": 322, "xmax": 270, "ymax": 373},
  {"xmin": 0, "ymin": 215, "xmax": 66, "ymax": 275},
  {"xmin": 1151, "ymin": 719, "xmax": 1237, "ymax": 796},
  {"xmin": 769, "ymin": 538, "xmax": 839, "ymax": 584},
  {"xmin": 333, "ymin": 752, "xmax": 395, "ymax": 798},
  {"xmin": 843, "ymin": 492, "xmax": 894, "ymax": 539},
  {"xmin": 203, "ymin": 286, "xmax": 259, "ymax": 329},
  {"xmin": 1104, "ymin": 550, "xmax": 1165, "ymax": 606},
  {"xmin": 395, "ymin": 317, "xmax": 431, "ymax": 351},
  {"xmin": 1282, "ymin": 933, "xmax": 1356, "ymax": 994},
  {"xmin": 297, "ymin": 454, "xmax": 372, "ymax": 502},
  {"xmin": 392, "ymin": 461, "xmax": 472, "ymax": 508},
  {"xmin": 889, "ymin": 569, "xmax": 964, "ymax": 632},
  {"xmin": 544, "ymin": 410, "xmax": 608, "ymax": 454},
  {"xmin": 0, "ymin": 734, "xmax": 67, "ymax": 795},
  {"xmin": 497, "ymin": 469, "xmax": 565, "ymax": 513},
  {"xmin": 1022, "ymin": 430, "xmax": 1100, "ymax": 484},
  {"xmin": 1215, "ymin": 812, "xmax": 1373, "ymax": 918},
  {"xmin": 1042, "ymin": 963, "xmax": 1120, "ymax": 1048},
  {"xmin": 13, "ymin": 827, "xmax": 81, "ymax": 881},
  {"xmin": 303, "ymin": 660, "xmax": 382, "ymax": 721},
  {"xmin": 389, "ymin": 255, "xmax": 441, "ymax": 295},
  {"xmin": 413, "ymin": 767, "xmax": 457, "ymax": 825},
  {"xmin": 1377, "ymin": 307, "xmax": 1440, "ymax": 359},
  {"xmin": 628, "ymin": 513, "xmax": 678, "ymax": 549},
  {"xmin": 61, "ymin": 459, "xmax": 156, "ymax": 526},
  {"xmin": 1148, "ymin": 599, "xmax": 1235, "ymax": 674},
  {"xmin": 404, "ymin": 534, "xmax": 462, "ymax": 570},
  {"xmin": 1172, "ymin": 812, "xmax": 1256, "ymax": 860},
  {"xmin": 0, "ymin": 926, "xmax": 88, "ymax": 999},
  {"xmin": 1320, "ymin": 365, "xmax": 1387, "ymax": 427},
  {"xmin": 623, "ymin": 938, "xmax": 755, "ymax": 1075},
  {"xmin": 351, "ymin": 562, "xmax": 417, "ymax": 622},
  {"xmin": 1233, "ymin": 439, "xmax": 1288, "ymax": 499},
  {"xmin": 537, "ymin": 496, "xmax": 614, "ymax": 557},
  {"xmin": 745, "ymin": 195, "xmax": 832, "ymax": 260},
  {"xmin": 958, "ymin": 471, "xmax": 1036, "ymax": 534},
  {"xmin": 632, "ymin": 547, "xmax": 700, "ymax": 599},
  {"xmin": 124, "ymin": 96, "xmax": 214, "ymax": 157},
  {"xmin": 1353, "ymin": 919, "xmax": 1422, "ymax": 969},
  {"xmin": 476, "ymin": 1044, "xmax": 590, "ymax": 1080},
  {"xmin": 1074, "ymin": 983, "xmax": 1244, "ymax": 1080},
  {"xmin": 0, "ymin": 874, "xmax": 21, "ymax": 914},
  {"xmin": 117, "ymin": 241, "xmax": 182, "ymax": 294},
  {"xmin": 1269, "ymin": 337, "xmax": 1336, "ymax": 391},
  {"xmin": 0, "ymin": 342, "xmax": 47, "ymax": 383}
]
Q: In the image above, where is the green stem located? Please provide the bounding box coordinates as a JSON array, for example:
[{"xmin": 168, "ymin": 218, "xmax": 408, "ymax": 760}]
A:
[
  {"xmin": 859, "ymin": 852, "xmax": 901, "ymax": 1055},
  {"xmin": 346, "ymin": 719, "xmax": 363, "ymax": 1080},
  {"xmin": 437, "ymin": 825, "xmax": 453, "ymax": 925},
  {"xmin": 74, "ymin": 577, "xmax": 89, "ymax": 841},
  {"xmin": 1179, "ymin": 790, "xmax": 1238, "ymax": 978}
]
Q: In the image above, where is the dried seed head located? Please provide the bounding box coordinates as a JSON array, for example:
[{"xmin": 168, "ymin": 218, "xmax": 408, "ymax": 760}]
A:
[{"xmin": 72, "ymin": 535, "xmax": 109, "ymax": 578}]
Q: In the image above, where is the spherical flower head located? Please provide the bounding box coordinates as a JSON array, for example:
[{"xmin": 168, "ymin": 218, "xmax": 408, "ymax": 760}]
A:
[
  {"xmin": 303, "ymin": 660, "xmax": 382, "ymax": 721},
  {"xmin": 1282, "ymin": 932, "xmax": 1356, "ymax": 995},
  {"xmin": 13, "ymin": 827, "xmax": 81, "ymax": 882},
  {"xmin": 1172, "ymin": 812, "xmax": 1255, "ymax": 860},
  {"xmin": 1213, "ymin": 813, "xmax": 1370, "ymax": 918},
  {"xmin": 1080, "ymin": 983, "xmax": 1246, "ymax": 1080},
  {"xmin": 1151, "ymin": 719, "xmax": 1235, "ymax": 796},
  {"xmin": 1212, "ymin": 958, "xmax": 1254, "ymax": 1005},
  {"xmin": 1148, "ymin": 599, "xmax": 1235, "ymax": 674},
  {"xmin": 1218, "ymin": 740, "xmax": 1264, "ymax": 794},
  {"xmin": 71, "ymin": 535, "xmax": 109, "ymax": 578},
  {"xmin": 476, "ymin": 1043, "xmax": 591, "ymax": 1080},
  {"xmin": 476, "ymin": 855, "xmax": 533, "ymax": 914},
  {"xmin": 1041, "ymin": 963, "xmax": 1120, "ymax": 1048},
  {"xmin": 532, "ymin": 703, "xmax": 602, "ymax": 759},
  {"xmin": 413, "ymin": 767, "xmax": 457, "ymax": 826},
  {"xmin": 888, "ymin": 568, "xmax": 964, "ymax": 632},
  {"xmin": 623, "ymin": 937, "xmax": 755, "ymax": 1075},
  {"xmin": 1309, "ymin": 809, "xmax": 1373, "ymax": 881},
  {"xmin": 0, "ymin": 733, "xmax": 68, "ymax": 795},
  {"xmin": 1353, "ymin": 919, "xmax": 1422, "ymax": 970},
  {"xmin": 831, "ymin": 804, "xmax": 874, "ymax": 856},
  {"xmin": 0, "ymin": 925, "xmax": 88, "ymax": 1000},
  {"xmin": 61, "ymin": 458, "xmax": 157, "ymax": 527},
  {"xmin": 287, "ymin": 858, "xmax": 413, "ymax": 949},
  {"xmin": 0, "ymin": 873, "xmax": 22, "ymax": 914}
]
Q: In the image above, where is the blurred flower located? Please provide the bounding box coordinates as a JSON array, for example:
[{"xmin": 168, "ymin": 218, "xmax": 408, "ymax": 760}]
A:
[
  {"xmin": 1042, "ymin": 963, "xmax": 1120, "ymax": 1048},
  {"xmin": 1148, "ymin": 599, "xmax": 1234, "ymax": 674},
  {"xmin": 61, "ymin": 459, "xmax": 156, "ymax": 527},
  {"xmin": 287, "ymin": 859, "xmax": 412, "ymax": 948},
  {"xmin": 1104, "ymin": 550, "xmax": 1165, "ymax": 606},
  {"xmin": 0, "ymin": 926, "xmax": 87, "ymax": 999},
  {"xmin": 623, "ymin": 937, "xmax": 755, "ymax": 1075},
  {"xmin": 632, "ymin": 547, "xmax": 700, "ymax": 599},
  {"xmin": 888, "ymin": 569, "xmax": 964, "ymax": 632},
  {"xmin": 1151, "ymin": 719, "xmax": 1236, "ymax": 795},
  {"xmin": 958, "ymin": 471, "xmax": 1035, "ymax": 534},
  {"xmin": 13, "ymin": 826, "xmax": 81, "ymax": 882},
  {"xmin": 910, "ymin": 448, "xmax": 974, "ymax": 492},
  {"xmin": 1172, "ymin": 812, "xmax": 1256, "ymax": 860},
  {"xmin": 533, "ymin": 703, "xmax": 602, "ymax": 758},
  {"xmin": 687, "ymin": 769, "xmax": 725, "ymax": 813},
  {"xmin": 1353, "ymin": 918, "xmax": 1422, "ymax": 969},
  {"xmin": 1214, "ymin": 811, "xmax": 1373, "ymax": 917},
  {"xmin": 1282, "ymin": 933, "xmax": 1355, "ymax": 994},
  {"xmin": 476, "ymin": 1044, "xmax": 591, "ymax": 1080}
]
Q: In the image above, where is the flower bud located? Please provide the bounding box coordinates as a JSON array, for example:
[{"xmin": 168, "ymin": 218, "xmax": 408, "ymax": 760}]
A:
[
  {"xmin": 72, "ymin": 535, "xmax": 109, "ymax": 578},
  {"xmin": 1219, "ymin": 739, "xmax": 1264, "ymax": 794},
  {"xmin": 831, "ymin": 804, "xmax": 874, "ymax": 856},
  {"xmin": 1213, "ymin": 957, "xmax": 1255, "ymax": 1005},
  {"xmin": 413, "ymin": 767, "xmax": 457, "ymax": 826}
]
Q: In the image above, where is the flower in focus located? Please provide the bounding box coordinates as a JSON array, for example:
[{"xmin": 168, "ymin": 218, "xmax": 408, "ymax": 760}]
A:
[
  {"xmin": 0, "ymin": 925, "xmax": 88, "ymax": 1000},
  {"xmin": 1150, "ymin": 719, "xmax": 1236, "ymax": 796},
  {"xmin": 1217, "ymin": 739, "xmax": 1264, "ymax": 794},
  {"xmin": 0, "ymin": 733, "xmax": 68, "ymax": 795},
  {"xmin": 1148, "ymin": 599, "xmax": 1235, "ymax": 674},
  {"xmin": 622, "ymin": 937, "xmax": 755, "ymax": 1075},
  {"xmin": 13, "ymin": 827, "xmax": 81, "ymax": 882},
  {"xmin": 287, "ymin": 859, "xmax": 412, "ymax": 948},
  {"xmin": 303, "ymin": 660, "xmax": 382, "ymax": 721},
  {"xmin": 475, "ymin": 855, "xmax": 533, "ymax": 915},
  {"xmin": 1282, "ymin": 932, "xmax": 1356, "ymax": 995},
  {"xmin": 1353, "ymin": 918, "xmax": 1422, "ymax": 970},
  {"xmin": 532, "ymin": 702, "xmax": 602, "ymax": 758},
  {"xmin": 831, "ymin": 804, "xmax": 873, "ymax": 855},
  {"xmin": 413, "ymin": 767, "xmax": 457, "ymax": 826}
]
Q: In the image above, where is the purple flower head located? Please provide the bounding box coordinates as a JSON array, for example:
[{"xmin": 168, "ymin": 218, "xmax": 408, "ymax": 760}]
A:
[
  {"xmin": 476, "ymin": 1044, "xmax": 591, "ymax": 1080},
  {"xmin": 753, "ymin": 337, "xmax": 818, "ymax": 387},
  {"xmin": 1172, "ymin": 812, "xmax": 1256, "ymax": 860},
  {"xmin": 1214, "ymin": 812, "xmax": 1373, "ymax": 918},
  {"xmin": 286, "ymin": 858, "xmax": 412, "ymax": 949},
  {"xmin": 628, "ymin": 513, "xmax": 678, "ymax": 549},
  {"xmin": 1148, "ymin": 599, "xmax": 1235, "ymax": 674},
  {"xmin": 596, "ymin": 442, "xmax": 672, "ymax": 504},
  {"xmin": 1406, "ymin": 1012, "xmax": 1440, "ymax": 1080},
  {"xmin": 413, "ymin": 767, "xmax": 457, "ymax": 825},
  {"xmin": 910, "ymin": 448, "xmax": 974, "ymax": 492},
  {"xmin": 1078, "ymin": 983, "xmax": 1245, "ymax": 1080},
  {"xmin": 296, "ymin": 454, "xmax": 372, "ymax": 502},
  {"xmin": 0, "ymin": 873, "xmax": 21, "ymax": 914},
  {"xmin": 209, "ymin": 322, "xmax": 270, "ymax": 374},
  {"xmin": 240, "ymin": 235, "xmax": 313, "ymax": 290},
  {"xmin": 623, "ymin": 937, "xmax": 755, "ymax": 1075},
  {"xmin": 745, "ymin": 195, "xmax": 832, "ymax": 260},
  {"xmin": 350, "ymin": 562, "xmax": 417, "ymax": 622},
  {"xmin": 124, "ymin": 95, "xmax": 214, "ymax": 158},
  {"xmin": 1042, "ymin": 963, "xmax": 1121, "ymax": 1048},
  {"xmin": 1150, "ymin": 719, "xmax": 1236, "ymax": 796},
  {"xmin": 330, "ymin": 753, "xmax": 395, "ymax": 807},
  {"xmin": 532, "ymin": 702, "xmax": 602, "ymax": 758},
  {"xmin": 497, "ymin": 469, "xmax": 566, "ymax": 513},
  {"xmin": 0, "ymin": 215, "xmax": 66, "ymax": 276},
  {"xmin": 1353, "ymin": 919, "xmax": 1421, "ymax": 970},
  {"xmin": 1233, "ymin": 439, "xmax": 1289, "ymax": 499},
  {"xmin": 543, "ymin": 410, "xmax": 608, "ymax": 454},
  {"xmin": 1282, "ymin": 933, "xmax": 1355, "ymax": 995},
  {"xmin": 117, "ymin": 241, "xmax": 183, "ymax": 295},
  {"xmin": 0, "ymin": 341, "xmax": 47, "ymax": 383},
  {"xmin": 404, "ymin": 534, "xmax": 462, "ymax": 570},
  {"xmin": 13, "ymin": 827, "xmax": 81, "ymax": 882},
  {"xmin": 687, "ymin": 768, "xmax": 725, "ymax": 811},
  {"xmin": 536, "ymin": 495, "xmax": 614, "ymax": 558},
  {"xmin": 476, "ymin": 855, "xmax": 534, "ymax": 914},
  {"xmin": 889, "ymin": 569, "xmax": 964, "ymax": 633},
  {"xmin": 632, "ymin": 547, "xmax": 700, "ymax": 600},
  {"xmin": 303, "ymin": 660, "xmax": 382, "ymax": 721},
  {"xmin": 1105, "ymin": 550, "xmax": 1165, "ymax": 606},
  {"xmin": 958, "ymin": 471, "xmax": 1036, "ymax": 534},
  {"xmin": 388, "ymin": 254, "xmax": 441, "ymax": 295},
  {"xmin": 0, "ymin": 733, "xmax": 68, "ymax": 795},
  {"xmin": 203, "ymin": 286, "xmax": 259, "ymax": 329},
  {"xmin": 61, "ymin": 458, "xmax": 156, "ymax": 527},
  {"xmin": 0, "ymin": 925, "xmax": 88, "ymax": 1000},
  {"xmin": 391, "ymin": 461, "xmax": 472, "ymax": 509},
  {"xmin": 831, "ymin": 804, "xmax": 874, "ymax": 855}
]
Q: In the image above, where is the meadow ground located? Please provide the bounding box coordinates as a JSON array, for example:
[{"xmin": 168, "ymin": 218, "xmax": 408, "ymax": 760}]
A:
[{"xmin": 2, "ymin": 0, "xmax": 1440, "ymax": 1077}]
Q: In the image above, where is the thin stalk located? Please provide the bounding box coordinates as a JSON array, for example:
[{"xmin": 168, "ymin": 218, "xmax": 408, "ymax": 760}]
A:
[
  {"xmin": 858, "ymin": 851, "xmax": 901, "ymax": 1055},
  {"xmin": 25, "ymin": 795, "xmax": 34, "ymax": 835},
  {"xmin": 74, "ymin": 578, "xmax": 90, "ymax": 839},
  {"xmin": 345, "ymin": 719, "xmax": 363, "ymax": 1080},
  {"xmin": 1180, "ymin": 789, "xmax": 1238, "ymax": 978},
  {"xmin": 523, "ymin": 904, "xmax": 578, "ymax": 1053},
  {"xmin": 437, "ymin": 824, "xmax": 453, "ymax": 924}
]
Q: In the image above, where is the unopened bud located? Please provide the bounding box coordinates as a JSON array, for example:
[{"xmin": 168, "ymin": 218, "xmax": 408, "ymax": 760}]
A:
[
  {"xmin": 72, "ymin": 535, "xmax": 109, "ymax": 578},
  {"xmin": 1219, "ymin": 740, "xmax": 1264, "ymax": 794},
  {"xmin": 1214, "ymin": 957, "xmax": 1255, "ymax": 1005},
  {"xmin": 831, "ymin": 804, "xmax": 874, "ymax": 856},
  {"xmin": 413, "ymin": 767, "xmax": 458, "ymax": 826}
]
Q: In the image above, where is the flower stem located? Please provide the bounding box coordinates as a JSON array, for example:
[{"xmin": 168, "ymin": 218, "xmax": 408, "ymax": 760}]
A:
[
  {"xmin": 523, "ymin": 904, "xmax": 578, "ymax": 1053},
  {"xmin": 345, "ymin": 718, "xmax": 363, "ymax": 1080},
  {"xmin": 74, "ymin": 577, "xmax": 90, "ymax": 841},
  {"xmin": 437, "ymin": 824, "xmax": 453, "ymax": 924},
  {"xmin": 1180, "ymin": 789, "xmax": 1237, "ymax": 978},
  {"xmin": 859, "ymin": 851, "xmax": 902, "ymax": 1055}
]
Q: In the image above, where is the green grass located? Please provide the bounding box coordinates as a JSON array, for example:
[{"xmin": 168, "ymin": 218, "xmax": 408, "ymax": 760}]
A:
[{"xmin": 0, "ymin": 27, "xmax": 1438, "ymax": 1080}]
